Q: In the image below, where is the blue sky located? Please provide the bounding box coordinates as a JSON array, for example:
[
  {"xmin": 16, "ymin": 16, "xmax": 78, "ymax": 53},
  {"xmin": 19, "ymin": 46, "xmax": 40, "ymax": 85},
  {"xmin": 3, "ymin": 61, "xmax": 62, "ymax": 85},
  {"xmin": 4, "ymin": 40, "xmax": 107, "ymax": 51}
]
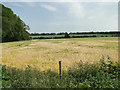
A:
[{"xmin": 2, "ymin": 2, "xmax": 118, "ymax": 33}]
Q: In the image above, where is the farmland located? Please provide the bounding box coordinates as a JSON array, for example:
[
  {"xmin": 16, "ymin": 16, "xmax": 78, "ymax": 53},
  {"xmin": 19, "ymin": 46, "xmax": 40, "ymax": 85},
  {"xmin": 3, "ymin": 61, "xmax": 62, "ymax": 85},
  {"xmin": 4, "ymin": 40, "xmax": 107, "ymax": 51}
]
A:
[
  {"xmin": 2, "ymin": 37, "xmax": 119, "ymax": 88},
  {"xmin": 2, "ymin": 37, "xmax": 118, "ymax": 71},
  {"xmin": 1, "ymin": 2, "xmax": 119, "ymax": 88}
]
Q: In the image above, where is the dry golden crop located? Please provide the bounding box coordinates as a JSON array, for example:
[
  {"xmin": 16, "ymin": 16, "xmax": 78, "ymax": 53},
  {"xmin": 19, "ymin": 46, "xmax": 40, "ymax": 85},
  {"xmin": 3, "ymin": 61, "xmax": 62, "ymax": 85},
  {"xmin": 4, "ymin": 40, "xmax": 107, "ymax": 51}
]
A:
[{"xmin": 2, "ymin": 37, "xmax": 118, "ymax": 72}]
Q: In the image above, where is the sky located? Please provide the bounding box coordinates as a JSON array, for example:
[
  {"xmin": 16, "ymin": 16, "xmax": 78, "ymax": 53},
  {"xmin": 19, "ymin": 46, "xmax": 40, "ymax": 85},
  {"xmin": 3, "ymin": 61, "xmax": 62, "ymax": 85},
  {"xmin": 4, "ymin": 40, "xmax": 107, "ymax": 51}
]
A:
[{"xmin": 2, "ymin": 2, "xmax": 118, "ymax": 33}]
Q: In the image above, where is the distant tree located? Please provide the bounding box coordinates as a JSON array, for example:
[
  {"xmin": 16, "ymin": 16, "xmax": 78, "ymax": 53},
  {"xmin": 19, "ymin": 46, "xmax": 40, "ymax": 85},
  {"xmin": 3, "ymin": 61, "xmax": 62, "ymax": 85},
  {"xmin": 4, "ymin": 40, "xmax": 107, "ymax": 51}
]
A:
[{"xmin": 64, "ymin": 32, "xmax": 70, "ymax": 38}]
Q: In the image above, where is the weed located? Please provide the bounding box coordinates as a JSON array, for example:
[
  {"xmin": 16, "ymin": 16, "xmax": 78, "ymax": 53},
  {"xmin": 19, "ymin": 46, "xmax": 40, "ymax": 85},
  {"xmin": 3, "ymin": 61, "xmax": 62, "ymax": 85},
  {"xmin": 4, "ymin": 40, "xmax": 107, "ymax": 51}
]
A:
[{"xmin": 2, "ymin": 56, "xmax": 119, "ymax": 88}]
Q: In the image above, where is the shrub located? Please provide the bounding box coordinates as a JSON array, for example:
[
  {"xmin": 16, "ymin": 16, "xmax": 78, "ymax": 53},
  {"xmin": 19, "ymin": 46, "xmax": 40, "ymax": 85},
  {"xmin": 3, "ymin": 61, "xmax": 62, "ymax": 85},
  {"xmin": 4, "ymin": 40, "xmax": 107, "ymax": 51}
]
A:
[{"xmin": 2, "ymin": 56, "xmax": 119, "ymax": 88}]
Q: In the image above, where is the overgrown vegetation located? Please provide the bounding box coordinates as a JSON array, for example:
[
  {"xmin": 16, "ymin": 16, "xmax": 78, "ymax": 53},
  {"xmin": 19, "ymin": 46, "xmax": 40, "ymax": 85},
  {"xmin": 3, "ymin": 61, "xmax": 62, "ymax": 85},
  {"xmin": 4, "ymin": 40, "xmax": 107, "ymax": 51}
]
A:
[
  {"xmin": 1, "ymin": 4, "xmax": 30, "ymax": 42},
  {"xmin": 2, "ymin": 56, "xmax": 119, "ymax": 88}
]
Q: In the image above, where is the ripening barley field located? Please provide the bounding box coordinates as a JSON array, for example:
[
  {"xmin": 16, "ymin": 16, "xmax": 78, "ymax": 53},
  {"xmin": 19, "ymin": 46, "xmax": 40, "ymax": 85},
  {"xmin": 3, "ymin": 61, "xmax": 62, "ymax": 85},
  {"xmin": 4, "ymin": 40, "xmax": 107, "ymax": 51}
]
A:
[{"xmin": 2, "ymin": 37, "xmax": 118, "ymax": 72}]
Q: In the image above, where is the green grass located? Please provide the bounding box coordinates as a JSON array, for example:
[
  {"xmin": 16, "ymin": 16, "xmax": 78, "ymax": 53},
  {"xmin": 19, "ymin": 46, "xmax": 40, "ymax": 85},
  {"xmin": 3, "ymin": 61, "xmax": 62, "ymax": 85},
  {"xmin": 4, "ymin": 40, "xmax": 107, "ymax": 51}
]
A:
[{"xmin": 2, "ymin": 56, "xmax": 119, "ymax": 88}]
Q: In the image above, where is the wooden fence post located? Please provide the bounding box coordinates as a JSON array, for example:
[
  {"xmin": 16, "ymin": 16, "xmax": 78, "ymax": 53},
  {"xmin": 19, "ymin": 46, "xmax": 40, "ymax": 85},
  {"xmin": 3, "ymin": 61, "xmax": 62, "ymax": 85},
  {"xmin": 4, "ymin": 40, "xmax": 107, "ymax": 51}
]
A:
[{"xmin": 59, "ymin": 61, "xmax": 61, "ymax": 79}]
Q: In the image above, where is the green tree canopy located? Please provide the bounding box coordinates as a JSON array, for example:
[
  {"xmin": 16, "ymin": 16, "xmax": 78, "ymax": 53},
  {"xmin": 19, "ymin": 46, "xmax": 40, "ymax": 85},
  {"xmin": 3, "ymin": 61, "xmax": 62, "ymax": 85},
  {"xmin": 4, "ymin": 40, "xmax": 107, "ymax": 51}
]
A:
[{"xmin": 1, "ymin": 4, "xmax": 30, "ymax": 42}]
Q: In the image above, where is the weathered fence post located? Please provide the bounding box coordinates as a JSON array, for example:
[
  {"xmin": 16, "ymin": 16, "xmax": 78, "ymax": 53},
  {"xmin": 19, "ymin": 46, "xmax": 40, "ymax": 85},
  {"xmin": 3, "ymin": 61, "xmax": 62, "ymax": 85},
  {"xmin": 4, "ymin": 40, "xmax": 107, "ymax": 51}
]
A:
[{"xmin": 59, "ymin": 61, "xmax": 61, "ymax": 79}]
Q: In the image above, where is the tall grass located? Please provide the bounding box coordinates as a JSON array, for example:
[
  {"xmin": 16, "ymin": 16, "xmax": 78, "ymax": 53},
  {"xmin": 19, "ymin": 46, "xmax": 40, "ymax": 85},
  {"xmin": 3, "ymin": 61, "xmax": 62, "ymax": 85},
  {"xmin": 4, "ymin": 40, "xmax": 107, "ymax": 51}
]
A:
[
  {"xmin": 2, "ymin": 37, "xmax": 118, "ymax": 71},
  {"xmin": 2, "ymin": 56, "xmax": 119, "ymax": 88}
]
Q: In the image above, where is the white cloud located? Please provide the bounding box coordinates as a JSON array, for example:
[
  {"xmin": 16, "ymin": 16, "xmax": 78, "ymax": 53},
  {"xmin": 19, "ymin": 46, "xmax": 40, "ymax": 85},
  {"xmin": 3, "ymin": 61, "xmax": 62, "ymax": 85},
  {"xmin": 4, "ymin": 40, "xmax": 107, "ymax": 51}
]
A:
[
  {"xmin": 25, "ymin": 2, "xmax": 36, "ymax": 7},
  {"xmin": 6, "ymin": 2, "xmax": 23, "ymax": 7},
  {"xmin": 67, "ymin": 3, "xmax": 85, "ymax": 18},
  {"xmin": 20, "ymin": 0, "xmax": 34, "ymax": 1},
  {"xmin": 40, "ymin": 4, "xmax": 57, "ymax": 12},
  {"xmin": 1, "ymin": 0, "xmax": 118, "ymax": 2},
  {"xmin": 3, "ymin": 2, "xmax": 36, "ymax": 7}
]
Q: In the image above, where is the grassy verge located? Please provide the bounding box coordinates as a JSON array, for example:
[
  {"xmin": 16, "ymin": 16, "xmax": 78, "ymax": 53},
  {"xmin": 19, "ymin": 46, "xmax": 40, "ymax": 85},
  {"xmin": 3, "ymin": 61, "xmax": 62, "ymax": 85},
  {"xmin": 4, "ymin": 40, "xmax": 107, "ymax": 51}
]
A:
[{"xmin": 2, "ymin": 56, "xmax": 119, "ymax": 88}]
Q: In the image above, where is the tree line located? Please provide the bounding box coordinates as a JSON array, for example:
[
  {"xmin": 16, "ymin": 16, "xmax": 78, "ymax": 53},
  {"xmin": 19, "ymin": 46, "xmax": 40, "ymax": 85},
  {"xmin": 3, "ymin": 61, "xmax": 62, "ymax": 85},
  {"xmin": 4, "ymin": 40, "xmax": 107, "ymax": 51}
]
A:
[
  {"xmin": 1, "ymin": 4, "xmax": 30, "ymax": 42},
  {"xmin": 30, "ymin": 31, "xmax": 120, "ymax": 36}
]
